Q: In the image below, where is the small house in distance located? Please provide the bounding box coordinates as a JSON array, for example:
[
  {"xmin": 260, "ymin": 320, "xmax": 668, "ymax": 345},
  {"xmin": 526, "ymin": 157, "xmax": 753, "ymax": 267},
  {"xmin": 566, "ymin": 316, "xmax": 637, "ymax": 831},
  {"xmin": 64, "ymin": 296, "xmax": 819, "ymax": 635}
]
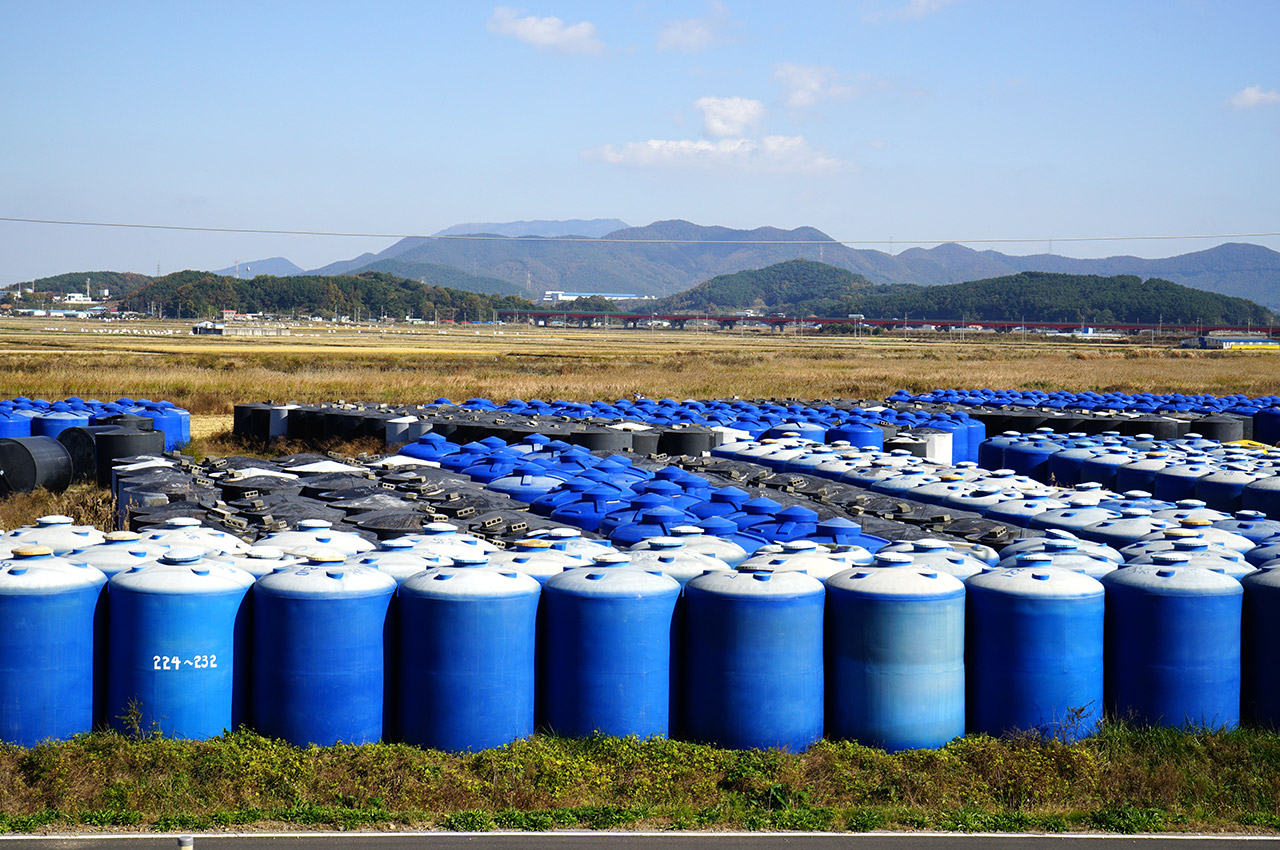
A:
[
  {"xmin": 1180, "ymin": 334, "xmax": 1279, "ymax": 350},
  {"xmin": 192, "ymin": 321, "xmax": 290, "ymax": 337}
]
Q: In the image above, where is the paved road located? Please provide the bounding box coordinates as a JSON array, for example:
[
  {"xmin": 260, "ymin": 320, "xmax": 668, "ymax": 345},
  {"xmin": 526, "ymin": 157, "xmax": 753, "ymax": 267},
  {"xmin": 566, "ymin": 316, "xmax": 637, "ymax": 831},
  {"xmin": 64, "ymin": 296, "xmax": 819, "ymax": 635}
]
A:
[{"xmin": 3, "ymin": 833, "xmax": 1280, "ymax": 850}]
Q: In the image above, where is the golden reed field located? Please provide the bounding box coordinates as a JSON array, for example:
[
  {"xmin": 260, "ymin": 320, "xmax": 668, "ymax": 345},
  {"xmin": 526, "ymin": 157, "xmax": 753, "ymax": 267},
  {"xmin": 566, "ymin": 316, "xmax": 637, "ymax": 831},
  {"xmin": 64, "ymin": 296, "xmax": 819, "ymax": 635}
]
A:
[{"xmin": 1, "ymin": 317, "xmax": 1278, "ymax": 440}]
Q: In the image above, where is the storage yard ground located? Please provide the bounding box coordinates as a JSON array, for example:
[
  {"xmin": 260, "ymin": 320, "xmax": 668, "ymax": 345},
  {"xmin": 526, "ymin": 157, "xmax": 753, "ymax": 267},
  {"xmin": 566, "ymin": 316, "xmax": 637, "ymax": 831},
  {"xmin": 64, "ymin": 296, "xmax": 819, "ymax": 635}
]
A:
[
  {"xmin": 0, "ymin": 317, "xmax": 1278, "ymax": 415},
  {"xmin": 4, "ymin": 318, "xmax": 1280, "ymax": 835}
]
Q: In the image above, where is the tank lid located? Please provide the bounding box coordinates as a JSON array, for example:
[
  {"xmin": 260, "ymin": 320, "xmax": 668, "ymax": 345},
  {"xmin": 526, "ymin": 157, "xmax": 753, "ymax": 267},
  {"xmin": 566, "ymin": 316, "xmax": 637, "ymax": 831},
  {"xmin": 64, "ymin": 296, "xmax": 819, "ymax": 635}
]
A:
[
  {"xmin": 781, "ymin": 540, "xmax": 821, "ymax": 553},
  {"xmin": 512, "ymin": 538, "xmax": 553, "ymax": 550},
  {"xmin": 12, "ymin": 545, "xmax": 53, "ymax": 558},
  {"xmin": 255, "ymin": 562, "xmax": 397, "ymax": 597},
  {"xmin": 246, "ymin": 546, "xmax": 287, "ymax": 560},
  {"xmin": 546, "ymin": 565, "xmax": 679, "ymax": 597},
  {"xmin": 911, "ymin": 540, "xmax": 952, "ymax": 552},
  {"xmin": 304, "ymin": 552, "xmax": 346, "ymax": 564},
  {"xmin": 297, "ymin": 519, "xmax": 333, "ymax": 530},
  {"xmin": 401, "ymin": 565, "xmax": 539, "ymax": 598},
  {"xmin": 967, "ymin": 565, "xmax": 1104, "ymax": 598},
  {"xmin": 1102, "ymin": 563, "xmax": 1242, "ymax": 595},
  {"xmin": 423, "ymin": 522, "xmax": 459, "ymax": 534},
  {"xmin": 36, "ymin": 515, "xmax": 73, "ymax": 526},
  {"xmin": 105, "ymin": 531, "xmax": 141, "ymax": 542},
  {"xmin": 159, "ymin": 547, "xmax": 205, "ymax": 565},
  {"xmin": 826, "ymin": 566, "xmax": 964, "ymax": 599},
  {"xmin": 686, "ymin": 568, "xmax": 824, "ymax": 598}
]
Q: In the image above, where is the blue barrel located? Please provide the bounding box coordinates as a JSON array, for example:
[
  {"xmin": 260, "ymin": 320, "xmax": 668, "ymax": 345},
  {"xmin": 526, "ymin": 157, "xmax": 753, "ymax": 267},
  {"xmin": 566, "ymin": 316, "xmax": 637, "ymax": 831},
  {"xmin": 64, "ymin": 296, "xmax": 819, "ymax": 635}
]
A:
[
  {"xmin": 253, "ymin": 560, "xmax": 397, "ymax": 745},
  {"xmin": 825, "ymin": 567, "xmax": 964, "ymax": 752},
  {"xmin": 107, "ymin": 549, "xmax": 254, "ymax": 738},
  {"xmin": 1102, "ymin": 565, "xmax": 1241, "ymax": 729},
  {"xmin": 397, "ymin": 566, "xmax": 540, "ymax": 751},
  {"xmin": 965, "ymin": 566, "xmax": 1104, "ymax": 741},
  {"xmin": 1003, "ymin": 439, "xmax": 1059, "ymax": 482},
  {"xmin": 0, "ymin": 547, "xmax": 106, "ymax": 745},
  {"xmin": 1195, "ymin": 469, "xmax": 1260, "ymax": 513},
  {"xmin": 542, "ymin": 567, "xmax": 680, "ymax": 739},
  {"xmin": 683, "ymin": 570, "xmax": 824, "ymax": 751},
  {"xmin": 1243, "ymin": 566, "xmax": 1280, "ymax": 726}
]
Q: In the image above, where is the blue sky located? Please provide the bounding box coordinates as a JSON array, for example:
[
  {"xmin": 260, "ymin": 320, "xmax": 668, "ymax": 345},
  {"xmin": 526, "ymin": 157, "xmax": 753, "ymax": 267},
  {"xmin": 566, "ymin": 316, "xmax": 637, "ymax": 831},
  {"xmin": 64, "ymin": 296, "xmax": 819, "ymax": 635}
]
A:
[{"xmin": 1, "ymin": 1, "xmax": 1277, "ymax": 284}]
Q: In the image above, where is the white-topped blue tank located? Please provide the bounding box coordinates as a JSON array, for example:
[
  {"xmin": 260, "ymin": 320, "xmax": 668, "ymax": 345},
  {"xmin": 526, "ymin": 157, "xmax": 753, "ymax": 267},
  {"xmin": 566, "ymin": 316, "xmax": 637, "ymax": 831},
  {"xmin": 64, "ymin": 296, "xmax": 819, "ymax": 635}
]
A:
[
  {"xmin": 353, "ymin": 538, "xmax": 444, "ymax": 583},
  {"xmin": 252, "ymin": 557, "xmax": 397, "ymax": 745},
  {"xmin": 825, "ymin": 567, "xmax": 964, "ymax": 752},
  {"xmin": 5, "ymin": 514, "xmax": 105, "ymax": 556},
  {"xmin": 636, "ymin": 525, "xmax": 749, "ymax": 568},
  {"xmin": 682, "ymin": 570, "xmax": 824, "ymax": 751},
  {"xmin": 1102, "ymin": 564, "xmax": 1241, "ymax": 729},
  {"xmin": 257, "ymin": 519, "xmax": 375, "ymax": 557},
  {"xmin": 107, "ymin": 548, "xmax": 254, "ymax": 739},
  {"xmin": 542, "ymin": 566, "xmax": 680, "ymax": 739},
  {"xmin": 487, "ymin": 539, "xmax": 586, "ymax": 584},
  {"xmin": 397, "ymin": 566, "xmax": 541, "ymax": 751},
  {"xmin": 965, "ymin": 566, "xmax": 1104, "ymax": 741},
  {"xmin": 65, "ymin": 530, "xmax": 165, "ymax": 577},
  {"xmin": 136, "ymin": 517, "xmax": 251, "ymax": 556},
  {"xmin": 0, "ymin": 546, "xmax": 106, "ymax": 745},
  {"xmin": 625, "ymin": 540, "xmax": 730, "ymax": 586}
]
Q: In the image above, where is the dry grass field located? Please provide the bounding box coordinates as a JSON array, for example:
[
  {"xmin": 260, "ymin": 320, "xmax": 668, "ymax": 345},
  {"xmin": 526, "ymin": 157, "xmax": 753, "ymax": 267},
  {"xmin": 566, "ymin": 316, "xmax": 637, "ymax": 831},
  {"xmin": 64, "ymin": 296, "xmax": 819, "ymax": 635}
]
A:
[{"xmin": 1, "ymin": 317, "xmax": 1277, "ymax": 421}]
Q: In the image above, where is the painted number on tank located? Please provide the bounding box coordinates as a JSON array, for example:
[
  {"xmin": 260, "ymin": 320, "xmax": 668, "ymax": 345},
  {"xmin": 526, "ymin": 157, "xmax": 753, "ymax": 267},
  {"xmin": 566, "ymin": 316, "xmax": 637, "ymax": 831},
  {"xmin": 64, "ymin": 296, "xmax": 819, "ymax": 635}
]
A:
[{"xmin": 152, "ymin": 654, "xmax": 218, "ymax": 670}]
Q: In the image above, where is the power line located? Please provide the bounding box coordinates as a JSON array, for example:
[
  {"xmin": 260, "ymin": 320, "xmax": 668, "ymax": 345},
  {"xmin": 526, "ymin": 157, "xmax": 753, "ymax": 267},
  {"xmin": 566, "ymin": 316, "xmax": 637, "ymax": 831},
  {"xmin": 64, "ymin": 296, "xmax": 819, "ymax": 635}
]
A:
[{"xmin": 0, "ymin": 215, "xmax": 1277, "ymax": 247}]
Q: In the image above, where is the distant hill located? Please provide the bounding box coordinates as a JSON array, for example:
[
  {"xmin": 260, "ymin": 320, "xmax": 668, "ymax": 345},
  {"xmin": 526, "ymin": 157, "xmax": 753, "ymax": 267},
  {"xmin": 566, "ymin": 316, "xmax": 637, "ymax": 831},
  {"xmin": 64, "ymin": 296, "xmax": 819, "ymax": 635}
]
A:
[
  {"xmin": 645, "ymin": 260, "xmax": 1276, "ymax": 326},
  {"xmin": 119, "ymin": 270, "xmax": 533, "ymax": 320},
  {"xmin": 213, "ymin": 257, "xmax": 304, "ymax": 278},
  {"xmin": 8, "ymin": 271, "xmax": 152, "ymax": 299},
  {"xmin": 647, "ymin": 259, "xmax": 874, "ymax": 317},
  {"xmin": 434, "ymin": 218, "xmax": 629, "ymax": 238},
  {"xmin": 305, "ymin": 220, "xmax": 1280, "ymax": 307}
]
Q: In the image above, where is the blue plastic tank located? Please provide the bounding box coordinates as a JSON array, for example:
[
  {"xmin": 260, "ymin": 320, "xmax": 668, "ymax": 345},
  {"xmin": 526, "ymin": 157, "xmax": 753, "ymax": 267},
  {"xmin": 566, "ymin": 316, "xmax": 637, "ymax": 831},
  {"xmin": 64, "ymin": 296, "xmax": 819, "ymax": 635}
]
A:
[
  {"xmin": 825, "ymin": 567, "xmax": 964, "ymax": 752},
  {"xmin": 682, "ymin": 570, "xmax": 824, "ymax": 751},
  {"xmin": 397, "ymin": 566, "xmax": 541, "ymax": 751},
  {"xmin": 252, "ymin": 559, "xmax": 397, "ymax": 745},
  {"xmin": 1102, "ymin": 564, "xmax": 1241, "ymax": 729},
  {"xmin": 0, "ymin": 546, "xmax": 106, "ymax": 745},
  {"xmin": 965, "ymin": 566, "xmax": 1104, "ymax": 741},
  {"xmin": 542, "ymin": 566, "xmax": 680, "ymax": 739},
  {"xmin": 107, "ymin": 548, "xmax": 254, "ymax": 739},
  {"xmin": 1242, "ymin": 566, "xmax": 1280, "ymax": 726}
]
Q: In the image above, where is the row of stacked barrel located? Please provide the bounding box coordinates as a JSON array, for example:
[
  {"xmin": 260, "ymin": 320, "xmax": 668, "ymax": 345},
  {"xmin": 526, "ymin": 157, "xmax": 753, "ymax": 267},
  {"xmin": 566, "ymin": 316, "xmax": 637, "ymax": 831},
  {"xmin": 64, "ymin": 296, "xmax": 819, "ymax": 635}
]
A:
[
  {"xmin": 2, "ymin": 503, "xmax": 1278, "ymax": 756},
  {"xmin": 233, "ymin": 388, "xmax": 1280, "ymax": 455},
  {"xmin": 0, "ymin": 396, "xmax": 190, "ymax": 495}
]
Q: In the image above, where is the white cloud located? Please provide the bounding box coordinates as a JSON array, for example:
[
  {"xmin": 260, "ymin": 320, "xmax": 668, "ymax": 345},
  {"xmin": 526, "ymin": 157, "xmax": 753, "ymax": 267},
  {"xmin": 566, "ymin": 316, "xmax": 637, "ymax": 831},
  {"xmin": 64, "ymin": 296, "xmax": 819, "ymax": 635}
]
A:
[
  {"xmin": 694, "ymin": 96, "xmax": 766, "ymax": 137},
  {"xmin": 657, "ymin": 1, "xmax": 731, "ymax": 53},
  {"xmin": 864, "ymin": 0, "xmax": 956, "ymax": 21},
  {"xmin": 895, "ymin": 0, "xmax": 955, "ymax": 18},
  {"xmin": 586, "ymin": 135, "xmax": 845, "ymax": 174},
  {"xmin": 488, "ymin": 6, "xmax": 605, "ymax": 55},
  {"xmin": 1228, "ymin": 85, "xmax": 1280, "ymax": 109},
  {"xmin": 774, "ymin": 63, "xmax": 860, "ymax": 108}
]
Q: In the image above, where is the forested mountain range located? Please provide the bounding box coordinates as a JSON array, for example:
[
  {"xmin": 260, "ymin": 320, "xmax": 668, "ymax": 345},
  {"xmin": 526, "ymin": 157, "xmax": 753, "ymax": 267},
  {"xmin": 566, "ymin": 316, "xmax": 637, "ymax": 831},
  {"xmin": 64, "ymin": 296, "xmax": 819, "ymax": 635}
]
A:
[
  {"xmin": 290, "ymin": 220, "xmax": 1280, "ymax": 307},
  {"xmin": 643, "ymin": 260, "xmax": 1276, "ymax": 326},
  {"xmin": 118, "ymin": 271, "xmax": 532, "ymax": 320}
]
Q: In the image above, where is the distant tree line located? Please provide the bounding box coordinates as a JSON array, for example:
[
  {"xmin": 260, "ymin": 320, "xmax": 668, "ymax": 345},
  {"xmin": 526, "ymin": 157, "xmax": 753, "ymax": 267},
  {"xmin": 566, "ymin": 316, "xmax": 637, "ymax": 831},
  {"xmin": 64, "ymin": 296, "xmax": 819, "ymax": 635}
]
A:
[
  {"xmin": 641, "ymin": 261, "xmax": 1276, "ymax": 326},
  {"xmin": 120, "ymin": 271, "xmax": 534, "ymax": 320}
]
